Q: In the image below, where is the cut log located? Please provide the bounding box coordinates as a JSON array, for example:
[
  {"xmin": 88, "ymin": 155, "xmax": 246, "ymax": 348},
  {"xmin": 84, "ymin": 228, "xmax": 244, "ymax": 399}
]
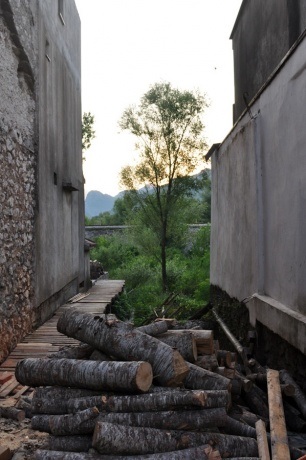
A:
[
  {"xmin": 212, "ymin": 308, "xmax": 250, "ymax": 374},
  {"xmin": 33, "ymin": 386, "xmax": 102, "ymax": 400},
  {"xmin": 16, "ymin": 358, "xmax": 153, "ymax": 393},
  {"xmin": 49, "ymin": 435, "xmax": 92, "ymax": 452},
  {"xmin": 34, "ymin": 447, "xmax": 219, "ymax": 460},
  {"xmin": 31, "ymin": 407, "xmax": 99, "ymax": 435},
  {"xmin": 216, "ymin": 367, "xmax": 236, "ymax": 379},
  {"xmin": 137, "ymin": 321, "xmax": 169, "ymax": 336},
  {"xmin": 279, "ymin": 369, "xmax": 306, "ymax": 419},
  {"xmin": 216, "ymin": 350, "xmax": 232, "ymax": 368},
  {"xmin": 168, "ymin": 329, "xmax": 214, "ymax": 355},
  {"xmin": 89, "ymin": 350, "xmax": 112, "ymax": 361},
  {"xmin": 66, "ymin": 389, "xmax": 212, "ymax": 413},
  {"xmin": 57, "ymin": 311, "xmax": 189, "ymax": 386},
  {"xmin": 195, "ymin": 354, "xmax": 219, "ymax": 371},
  {"xmin": 283, "ymin": 400, "xmax": 306, "ymax": 432},
  {"xmin": 92, "ymin": 422, "xmax": 259, "ymax": 456},
  {"xmin": 267, "ymin": 369, "xmax": 290, "ymax": 460},
  {"xmin": 48, "ymin": 344, "xmax": 94, "ymax": 360},
  {"xmin": 235, "ymin": 371, "xmax": 253, "ymax": 392},
  {"xmin": 230, "ymin": 405, "xmax": 267, "ymax": 428},
  {"xmin": 255, "ymin": 419, "xmax": 270, "ymax": 460},
  {"xmin": 184, "ymin": 362, "xmax": 231, "ymax": 391},
  {"xmin": 155, "ymin": 331, "xmax": 197, "ymax": 362},
  {"xmin": 243, "ymin": 385, "xmax": 269, "ymax": 419},
  {"xmin": 15, "ymin": 397, "xmax": 32, "ymax": 418},
  {"xmin": 230, "ymin": 379, "xmax": 242, "ymax": 395},
  {"xmin": 223, "ymin": 416, "xmax": 257, "ymax": 438},
  {"xmin": 34, "ymin": 453, "xmax": 101, "ymax": 460},
  {"xmin": 0, "ymin": 406, "xmax": 25, "ymax": 422},
  {"xmin": 101, "ymin": 407, "xmax": 228, "ymax": 430}
]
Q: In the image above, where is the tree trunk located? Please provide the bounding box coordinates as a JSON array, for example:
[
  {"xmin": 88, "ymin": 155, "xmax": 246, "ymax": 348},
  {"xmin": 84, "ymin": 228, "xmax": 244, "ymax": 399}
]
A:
[
  {"xmin": 89, "ymin": 350, "xmax": 113, "ymax": 361},
  {"xmin": 16, "ymin": 358, "xmax": 153, "ymax": 393},
  {"xmin": 31, "ymin": 407, "xmax": 99, "ymax": 435},
  {"xmin": 66, "ymin": 389, "xmax": 211, "ymax": 413},
  {"xmin": 267, "ymin": 369, "xmax": 290, "ymax": 460},
  {"xmin": 279, "ymin": 369, "xmax": 306, "ymax": 418},
  {"xmin": 195, "ymin": 354, "xmax": 219, "ymax": 371},
  {"xmin": 216, "ymin": 350, "xmax": 232, "ymax": 368},
  {"xmin": 0, "ymin": 406, "xmax": 25, "ymax": 421},
  {"xmin": 33, "ymin": 386, "xmax": 102, "ymax": 400},
  {"xmin": 92, "ymin": 422, "xmax": 259, "ymax": 456},
  {"xmin": 49, "ymin": 435, "xmax": 92, "ymax": 452},
  {"xmin": 34, "ymin": 452, "xmax": 102, "ymax": 460},
  {"xmin": 156, "ymin": 331, "xmax": 197, "ymax": 362},
  {"xmin": 57, "ymin": 311, "xmax": 189, "ymax": 387},
  {"xmin": 283, "ymin": 400, "xmax": 306, "ymax": 432},
  {"xmin": 47, "ymin": 344, "xmax": 94, "ymax": 360},
  {"xmin": 255, "ymin": 419, "xmax": 270, "ymax": 460},
  {"xmin": 223, "ymin": 416, "xmax": 257, "ymax": 438},
  {"xmin": 243, "ymin": 385, "xmax": 269, "ymax": 419},
  {"xmin": 230, "ymin": 405, "xmax": 267, "ymax": 428},
  {"xmin": 138, "ymin": 321, "xmax": 169, "ymax": 336},
  {"xmin": 101, "ymin": 407, "xmax": 228, "ymax": 430},
  {"xmin": 170, "ymin": 330, "xmax": 214, "ymax": 355},
  {"xmin": 184, "ymin": 362, "xmax": 231, "ymax": 391}
]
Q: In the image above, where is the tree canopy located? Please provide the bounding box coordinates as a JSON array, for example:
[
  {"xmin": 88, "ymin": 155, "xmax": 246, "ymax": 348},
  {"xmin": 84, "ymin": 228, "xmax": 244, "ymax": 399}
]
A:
[
  {"xmin": 82, "ymin": 112, "xmax": 95, "ymax": 153},
  {"xmin": 119, "ymin": 82, "xmax": 208, "ymax": 290}
]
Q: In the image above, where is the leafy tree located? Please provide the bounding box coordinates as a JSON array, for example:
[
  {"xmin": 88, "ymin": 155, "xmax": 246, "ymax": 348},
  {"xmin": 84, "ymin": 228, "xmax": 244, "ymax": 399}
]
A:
[
  {"xmin": 119, "ymin": 82, "xmax": 208, "ymax": 290},
  {"xmin": 82, "ymin": 112, "xmax": 95, "ymax": 153}
]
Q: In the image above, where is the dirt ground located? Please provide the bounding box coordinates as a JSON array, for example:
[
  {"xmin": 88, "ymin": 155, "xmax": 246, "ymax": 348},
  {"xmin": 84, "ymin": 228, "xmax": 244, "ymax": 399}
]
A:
[{"xmin": 0, "ymin": 417, "xmax": 48, "ymax": 459}]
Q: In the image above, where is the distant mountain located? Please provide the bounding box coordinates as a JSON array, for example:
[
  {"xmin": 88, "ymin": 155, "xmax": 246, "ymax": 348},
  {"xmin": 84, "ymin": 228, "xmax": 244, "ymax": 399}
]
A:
[
  {"xmin": 85, "ymin": 191, "xmax": 118, "ymax": 218},
  {"xmin": 85, "ymin": 169, "xmax": 211, "ymax": 218}
]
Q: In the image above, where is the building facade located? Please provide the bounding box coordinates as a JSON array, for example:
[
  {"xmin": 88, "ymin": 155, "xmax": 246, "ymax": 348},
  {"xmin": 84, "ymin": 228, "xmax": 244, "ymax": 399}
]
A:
[
  {"xmin": 210, "ymin": 0, "xmax": 306, "ymax": 367},
  {"xmin": 0, "ymin": 0, "xmax": 85, "ymax": 360}
]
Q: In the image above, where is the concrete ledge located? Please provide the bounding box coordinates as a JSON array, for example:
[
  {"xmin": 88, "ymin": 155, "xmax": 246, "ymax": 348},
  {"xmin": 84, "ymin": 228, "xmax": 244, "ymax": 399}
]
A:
[{"xmin": 249, "ymin": 293, "xmax": 306, "ymax": 354}]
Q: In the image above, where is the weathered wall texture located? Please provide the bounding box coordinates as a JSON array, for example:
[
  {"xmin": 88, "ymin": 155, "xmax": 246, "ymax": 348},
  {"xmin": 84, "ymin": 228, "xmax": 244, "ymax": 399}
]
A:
[
  {"xmin": 231, "ymin": 0, "xmax": 306, "ymax": 121},
  {"xmin": 211, "ymin": 33, "xmax": 306, "ymax": 355},
  {"xmin": 0, "ymin": 0, "xmax": 84, "ymax": 360}
]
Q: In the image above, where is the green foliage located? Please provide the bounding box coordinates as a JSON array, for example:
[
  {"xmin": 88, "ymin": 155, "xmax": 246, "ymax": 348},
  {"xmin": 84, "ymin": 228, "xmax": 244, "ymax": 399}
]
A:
[
  {"xmin": 119, "ymin": 82, "xmax": 208, "ymax": 290},
  {"xmin": 82, "ymin": 112, "xmax": 95, "ymax": 153},
  {"xmin": 90, "ymin": 225, "xmax": 210, "ymax": 325}
]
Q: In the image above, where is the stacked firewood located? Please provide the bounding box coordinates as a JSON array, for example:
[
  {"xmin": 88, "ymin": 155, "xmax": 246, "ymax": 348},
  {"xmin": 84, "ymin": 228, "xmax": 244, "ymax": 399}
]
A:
[{"xmin": 14, "ymin": 309, "xmax": 306, "ymax": 459}]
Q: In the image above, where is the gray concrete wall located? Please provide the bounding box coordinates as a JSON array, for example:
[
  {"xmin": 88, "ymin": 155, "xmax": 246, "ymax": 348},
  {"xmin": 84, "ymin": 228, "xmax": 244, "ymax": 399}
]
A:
[
  {"xmin": 211, "ymin": 33, "xmax": 306, "ymax": 354},
  {"xmin": 35, "ymin": 0, "xmax": 84, "ymax": 323},
  {"xmin": 231, "ymin": 0, "xmax": 306, "ymax": 122}
]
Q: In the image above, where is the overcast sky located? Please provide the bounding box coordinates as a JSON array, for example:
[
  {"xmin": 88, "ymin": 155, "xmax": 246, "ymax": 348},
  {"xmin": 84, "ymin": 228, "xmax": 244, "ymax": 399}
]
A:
[{"xmin": 74, "ymin": 0, "xmax": 243, "ymax": 197}]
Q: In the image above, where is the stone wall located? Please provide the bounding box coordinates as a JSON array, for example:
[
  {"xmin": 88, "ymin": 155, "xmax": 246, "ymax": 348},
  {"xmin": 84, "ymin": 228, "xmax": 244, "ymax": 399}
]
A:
[{"xmin": 0, "ymin": 1, "xmax": 37, "ymax": 358}]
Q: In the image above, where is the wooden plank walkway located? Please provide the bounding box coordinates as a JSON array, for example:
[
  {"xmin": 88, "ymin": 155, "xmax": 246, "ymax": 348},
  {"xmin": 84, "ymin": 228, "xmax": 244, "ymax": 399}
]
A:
[{"xmin": 0, "ymin": 279, "xmax": 125, "ymax": 398}]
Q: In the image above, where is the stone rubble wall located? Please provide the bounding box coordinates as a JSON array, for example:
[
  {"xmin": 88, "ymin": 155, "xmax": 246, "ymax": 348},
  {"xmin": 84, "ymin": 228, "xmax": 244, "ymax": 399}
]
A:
[{"xmin": 0, "ymin": 2, "xmax": 37, "ymax": 360}]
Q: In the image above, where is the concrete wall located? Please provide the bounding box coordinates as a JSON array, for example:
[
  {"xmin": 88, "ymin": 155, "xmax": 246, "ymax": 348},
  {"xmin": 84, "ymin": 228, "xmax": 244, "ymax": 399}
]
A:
[
  {"xmin": 0, "ymin": 0, "xmax": 84, "ymax": 359},
  {"xmin": 211, "ymin": 33, "xmax": 306, "ymax": 355},
  {"xmin": 35, "ymin": 0, "xmax": 84, "ymax": 323},
  {"xmin": 231, "ymin": 0, "xmax": 306, "ymax": 121}
]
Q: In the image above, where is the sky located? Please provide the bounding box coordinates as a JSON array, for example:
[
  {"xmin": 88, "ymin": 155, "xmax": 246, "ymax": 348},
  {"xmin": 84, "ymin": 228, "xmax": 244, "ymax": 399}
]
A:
[{"xmin": 74, "ymin": 0, "xmax": 243, "ymax": 197}]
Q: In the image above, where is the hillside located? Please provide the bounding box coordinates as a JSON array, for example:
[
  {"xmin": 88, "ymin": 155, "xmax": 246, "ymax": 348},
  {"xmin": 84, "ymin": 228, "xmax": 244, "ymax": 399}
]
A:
[{"xmin": 85, "ymin": 191, "xmax": 117, "ymax": 218}]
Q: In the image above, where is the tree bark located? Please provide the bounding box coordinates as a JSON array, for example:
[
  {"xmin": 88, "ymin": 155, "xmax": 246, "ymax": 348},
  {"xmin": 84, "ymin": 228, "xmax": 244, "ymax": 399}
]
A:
[
  {"xmin": 223, "ymin": 416, "xmax": 257, "ymax": 438},
  {"xmin": 0, "ymin": 406, "xmax": 25, "ymax": 421},
  {"xmin": 34, "ymin": 452, "xmax": 102, "ymax": 460},
  {"xmin": 47, "ymin": 344, "xmax": 94, "ymax": 360},
  {"xmin": 66, "ymin": 389, "xmax": 210, "ymax": 413},
  {"xmin": 267, "ymin": 369, "xmax": 290, "ymax": 460},
  {"xmin": 216, "ymin": 350, "xmax": 232, "ymax": 368},
  {"xmin": 169, "ymin": 329, "xmax": 214, "ymax": 355},
  {"xmin": 279, "ymin": 369, "xmax": 306, "ymax": 418},
  {"xmin": 230, "ymin": 405, "xmax": 267, "ymax": 428},
  {"xmin": 138, "ymin": 321, "xmax": 169, "ymax": 336},
  {"xmin": 89, "ymin": 350, "xmax": 113, "ymax": 361},
  {"xmin": 195, "ymin": 354, "xmax": 219, "ymax": 371},
  {"xmin": 33, "ymin": 386, "xmax": 102, "ymax": 400},
  {"xmin": 49, "ymin": 435, "xmax": 92, "ymax": 452},
  {"xmin": 184, "ymin": 362, "xmax": 231, "ymax": 391},
  {"xmin": 255, "ymin": 419, "xmax": 270, "ymax": 460},
  {"xmin": 101, "ymin": 407, "xmax": 228, "ymax": 430},
  {"xmin": 243, "ymin": 385, "xmax": 269, "ymax": 419},
  {"xmin": 57, "ymin": 311, "xmax": 189, "ymax": 386},
  {"xmin": 31, "ymin": 407, "xmax": 99, "ymax": 435},
  {"xmin": 16, "ymin": 358, "xmax": 153, "ymax": 393},
  {"xmin": 92, "ymin": 422, "xmax": 259, "ymax": 456},
  {"xmin": 156, "ymin": 331, "xmax": 197, "ymax": 362}
]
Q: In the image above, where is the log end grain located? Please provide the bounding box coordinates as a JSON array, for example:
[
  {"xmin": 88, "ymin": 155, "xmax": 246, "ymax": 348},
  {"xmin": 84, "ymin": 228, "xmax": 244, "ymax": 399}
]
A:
[{"xmin": 135, "ymin": 362, "xmax": 154, "ymax": 392}]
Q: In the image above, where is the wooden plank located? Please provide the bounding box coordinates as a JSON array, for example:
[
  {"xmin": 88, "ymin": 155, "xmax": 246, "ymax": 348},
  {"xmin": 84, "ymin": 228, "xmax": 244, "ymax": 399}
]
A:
[
  {"xmin": 0, "ymin": 377, "xmax": 19, "ymax": 397},
  {"xmin": 0, "ymin": 372, "xmax": 13, "ymax": 385},
  {"xmin": 267, "ymin": 369, "xmax": 290, "ymax": 460},
  {"xmin": 255, "ymin": 419, "xmax": 270, "ymax": 460},
  {"xmin": 13, "ymin": 385, "xmax": 30, "ymax": 399}
]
